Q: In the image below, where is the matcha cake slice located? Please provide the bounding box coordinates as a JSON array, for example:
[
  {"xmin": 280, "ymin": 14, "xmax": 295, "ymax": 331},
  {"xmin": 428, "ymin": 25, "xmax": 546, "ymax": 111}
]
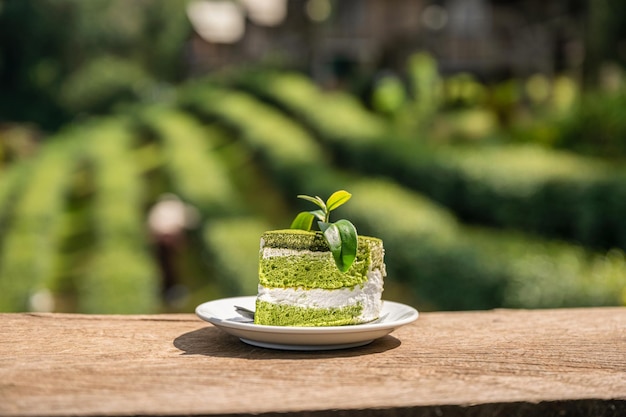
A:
[{"xmin": 254, "ymin": 230, "xmax": 386, "ymax": 326}]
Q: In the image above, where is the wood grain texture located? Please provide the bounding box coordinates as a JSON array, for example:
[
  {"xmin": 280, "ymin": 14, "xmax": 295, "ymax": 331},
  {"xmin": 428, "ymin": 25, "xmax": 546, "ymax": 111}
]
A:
[{"xmin": 0, "ymin": 308, "xmax": 625, "ymax": 417}]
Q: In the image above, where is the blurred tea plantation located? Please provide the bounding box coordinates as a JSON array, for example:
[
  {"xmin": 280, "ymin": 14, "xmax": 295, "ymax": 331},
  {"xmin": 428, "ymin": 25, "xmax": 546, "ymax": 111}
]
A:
[{"xmin": 1, "ymin": 0, "xmax": 626, "ymax": 313}]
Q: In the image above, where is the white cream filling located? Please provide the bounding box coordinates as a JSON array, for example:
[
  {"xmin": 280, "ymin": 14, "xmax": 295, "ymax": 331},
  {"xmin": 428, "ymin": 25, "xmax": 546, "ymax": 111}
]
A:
[
  {"xmin": 261, "ymin": 247, "xmax": 326, "ymax": 259},
  {"xmin": 257, "ymin": 269, "xmax": 384, "ymax": 322}
]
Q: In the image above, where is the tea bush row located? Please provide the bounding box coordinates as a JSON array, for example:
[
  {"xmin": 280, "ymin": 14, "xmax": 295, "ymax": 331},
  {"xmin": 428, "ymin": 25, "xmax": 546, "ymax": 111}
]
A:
[
  {"xmin": 180, "ymin": 84, "xmax": 626, "ymax": 310},
  {"xmin": 180, "ymin": 85, "xmax": 326, "ymax": 195},
  {"xmin": 340, "ymin": 180, "xmax": 626, "ymax": 310},
  {"xmin": 0, "ymin": 161, "xmax": 33, "ymax": 236},
  {"xmin": 139, "ymin": 107, "xmax": 262, "ymax": 299},
  {"xmin": 138, "ymin": 107, "xmax": 240, "ymax": 216},
  {"xmin": 78, "ymin": 119, "xmax": 159, "ymax": 313},
  {"xmin": 202, "ymin": 217, "xmax": 269, "ymax": 296},
  {"xmin": 238, "ymin": 71, "xmax": 626, "ymax": 251},
  {"xmin": 376, "ymin": 144, "xmax": 626, "ymax": 251},
  {"xmin": 0, "ymin": 137, "xmax": 79, "ymax": 311}
]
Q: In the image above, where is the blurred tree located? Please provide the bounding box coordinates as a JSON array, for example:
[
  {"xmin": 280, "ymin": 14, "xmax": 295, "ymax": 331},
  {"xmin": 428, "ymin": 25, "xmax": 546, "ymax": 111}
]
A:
[
  {"xmin": 0, "ymin": 0, "xmax": 191, "ymax": 131},
  {"xmin": 583, "ymin": 0, "xmax": 626, "ymax": 86},
  {"xmin": 0, "ymin": 0, "xmax": 72, "ymax": 129}
]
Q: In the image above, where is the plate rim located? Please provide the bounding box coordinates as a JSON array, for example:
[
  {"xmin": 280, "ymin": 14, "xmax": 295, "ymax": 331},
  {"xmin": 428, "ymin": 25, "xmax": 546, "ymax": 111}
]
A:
[
  {"xmin": 239, "ymin": 337, "xmax": 375, "ymax": 351},
  {"xmin": 195, "ymin": 295, "xmax": 419, "ymax": 335}
]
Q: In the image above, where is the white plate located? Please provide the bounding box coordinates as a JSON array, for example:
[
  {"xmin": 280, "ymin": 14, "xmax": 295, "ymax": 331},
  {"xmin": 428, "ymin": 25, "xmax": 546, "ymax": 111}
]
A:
[{"xmin": 195, "ymin": 296, "xmax": 418, "ymax": 351}]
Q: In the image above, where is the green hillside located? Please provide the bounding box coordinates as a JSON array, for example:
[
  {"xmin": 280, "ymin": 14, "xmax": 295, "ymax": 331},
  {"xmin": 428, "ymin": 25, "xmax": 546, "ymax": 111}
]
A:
[{"xmin": 0, "ymin": 73, "xmax": 625, "ymax": 313}]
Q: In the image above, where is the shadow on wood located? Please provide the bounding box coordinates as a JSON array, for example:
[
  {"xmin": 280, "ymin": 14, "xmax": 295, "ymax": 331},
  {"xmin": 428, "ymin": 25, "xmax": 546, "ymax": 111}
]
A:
[{"xmin": 173, "ymin": 326, "xmax": 402, "ymax": 359}]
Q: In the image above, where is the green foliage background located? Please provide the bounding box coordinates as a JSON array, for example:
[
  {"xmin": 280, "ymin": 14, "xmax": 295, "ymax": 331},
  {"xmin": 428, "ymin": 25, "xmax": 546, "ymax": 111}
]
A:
[{"xmin": 1, "ymin": 0, "xmax": 626, "ymax": 313}]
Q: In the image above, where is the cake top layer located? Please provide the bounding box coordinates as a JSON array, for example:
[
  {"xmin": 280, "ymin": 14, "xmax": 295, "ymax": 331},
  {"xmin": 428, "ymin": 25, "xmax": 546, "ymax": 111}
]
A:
[
  {"xmin": 262, "ymin": 230, "xmax": 329, "ymax": 251},
  {"xmin": 261, "ymin": 229, "xmax": 382, "ymax": 252},
  {"xmin": 259, "ymin": 230, "xmax": 385, "ymax": 290}
]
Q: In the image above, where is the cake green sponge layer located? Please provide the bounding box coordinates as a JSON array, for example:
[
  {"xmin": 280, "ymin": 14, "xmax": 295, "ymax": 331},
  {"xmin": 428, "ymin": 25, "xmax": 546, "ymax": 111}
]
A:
[
  {"xmin": 254, "ymin": 300, "xmax": 363, "ymax": 326},
  {"xmin": 259, "ymin": 230, "xmax": 384, "ymax": 290},
  {"xmin": 262, "ymin": 230, "xmax": 330, "ymax": 251}
]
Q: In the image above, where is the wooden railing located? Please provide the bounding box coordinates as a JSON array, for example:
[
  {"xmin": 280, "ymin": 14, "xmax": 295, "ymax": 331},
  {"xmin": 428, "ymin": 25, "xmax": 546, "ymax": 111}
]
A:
[{"xmin": 1, "ymin": 307, "xmax": 625, "ymax": 416}]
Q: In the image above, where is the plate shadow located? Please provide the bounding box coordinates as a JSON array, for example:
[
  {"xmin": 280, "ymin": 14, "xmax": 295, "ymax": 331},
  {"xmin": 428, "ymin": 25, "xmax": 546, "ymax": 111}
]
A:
[{"xmin": 173, "ymin": 326, "xmax": 401, "ymax": 359}]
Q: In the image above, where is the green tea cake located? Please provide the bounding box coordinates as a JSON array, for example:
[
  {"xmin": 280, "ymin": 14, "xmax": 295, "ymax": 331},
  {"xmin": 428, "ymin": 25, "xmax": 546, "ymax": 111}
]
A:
[{"xmin": 254, "ymin": 229, "xmax": 386, "ymax": 326}]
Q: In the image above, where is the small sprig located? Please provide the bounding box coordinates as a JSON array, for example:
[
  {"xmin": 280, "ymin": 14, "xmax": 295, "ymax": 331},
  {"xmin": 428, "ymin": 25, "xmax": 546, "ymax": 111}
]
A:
[{"xmin": 290, "ymin": 190, "xmax": 358, "ymax": 273}]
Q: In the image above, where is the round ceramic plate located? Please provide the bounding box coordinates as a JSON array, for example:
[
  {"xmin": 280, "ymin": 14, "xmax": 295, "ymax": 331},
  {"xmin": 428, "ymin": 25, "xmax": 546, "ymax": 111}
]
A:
[{"xmin": 195, "ymin": 296, "xmax": 418, "ymax": 351}]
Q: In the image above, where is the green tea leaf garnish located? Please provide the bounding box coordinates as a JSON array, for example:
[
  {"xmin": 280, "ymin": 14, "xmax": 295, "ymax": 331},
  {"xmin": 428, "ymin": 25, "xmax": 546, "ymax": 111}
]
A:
[
  {"xmin": 326, "ymin": 190, "xmax": 352, "ymax": 212},
  {"xmin": 310, "ymin": 209, "xmax": 325, "ymax": 222},
  {"xmin": 334, "ymin": 219, "xmax": 358, "ymax": 272},
  {"xmin": 290, "ymin": 190, "xmax": 358, "ymax": 272},
  {"xmin": 297, "ymin": 195, "xmax": 326, "ymax": 212},
  {"xmin": 290, "ymin": 211, "xmax": 315, "ymax": 231},
  {"xmin": 322, "ymin": 222, "xmax": 343, "ymax": 269}
]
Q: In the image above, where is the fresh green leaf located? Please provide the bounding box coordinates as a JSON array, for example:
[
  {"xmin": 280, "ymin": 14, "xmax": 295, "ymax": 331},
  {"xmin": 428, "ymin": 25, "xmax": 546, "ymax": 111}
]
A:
[
  {"xmin": 321, "ymin": 219, "xmax": 358, "ymax": 272},
  {"xmin": 297, "ymin": 194, "xmax": 326, "ymax": 211},
  {"xmin": 294, "ymin": 190, "xmax": 358, "ymax": 272},
  {"xmin": 326, "ymin": 190, "xmax": 352, "ymax": 212},
  {"xmin": 322, "ymin": 223, "xmax": 344, "ymax": 270},
  {"xmin": 317, "ymin": 221, "xmax": 330, "ymax": 232},
  {"xmin": 335, "ymin": 219, "xmax": 358, "ymax": 272},
  {"xmin": 310, "ymin": 209, "xmax": 325, "ymax": 222},
  {"xmin": 290, "ymin": 211, "xmax": 314, "ymax": 231}
]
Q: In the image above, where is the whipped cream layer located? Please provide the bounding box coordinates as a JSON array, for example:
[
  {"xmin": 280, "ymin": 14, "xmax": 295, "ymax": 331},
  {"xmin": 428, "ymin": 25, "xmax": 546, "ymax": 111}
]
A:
[{"xmin": 262, "ymin": 247, "xmax": 325, "ymax": 258}]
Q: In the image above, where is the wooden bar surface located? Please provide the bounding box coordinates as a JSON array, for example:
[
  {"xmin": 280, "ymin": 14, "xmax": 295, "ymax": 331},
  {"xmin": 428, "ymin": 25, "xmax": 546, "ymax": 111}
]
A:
[{"xmin": 1, "ymin": 307, "xmax": 625, "ymax": 417}]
